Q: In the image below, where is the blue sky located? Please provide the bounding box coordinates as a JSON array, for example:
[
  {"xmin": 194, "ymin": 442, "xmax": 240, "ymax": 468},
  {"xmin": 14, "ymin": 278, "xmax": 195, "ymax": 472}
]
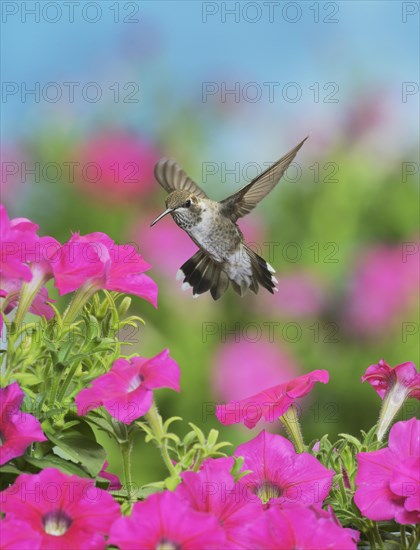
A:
[{"xmin": 2, "ymin": 0, "xmax": 419, "ymax": 156}]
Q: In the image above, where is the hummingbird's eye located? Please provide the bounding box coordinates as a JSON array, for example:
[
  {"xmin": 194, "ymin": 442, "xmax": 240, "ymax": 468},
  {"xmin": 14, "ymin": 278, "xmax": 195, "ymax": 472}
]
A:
[{"xmin": 185, "ymin": 199, "xmax": 191, "ymax": 208}]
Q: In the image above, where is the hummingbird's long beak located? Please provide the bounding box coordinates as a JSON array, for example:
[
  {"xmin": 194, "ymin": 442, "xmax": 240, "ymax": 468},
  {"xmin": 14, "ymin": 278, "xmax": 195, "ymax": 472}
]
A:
[{"xmin": 150, "ymin": 208, "xmax": 175, "ymax": 227}]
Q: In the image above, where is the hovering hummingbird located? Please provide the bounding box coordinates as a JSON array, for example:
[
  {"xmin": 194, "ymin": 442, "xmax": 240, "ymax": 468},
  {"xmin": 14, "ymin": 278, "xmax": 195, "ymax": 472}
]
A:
[{"xmin": 151, "ymin": 137, "xmax": 308, "ymax": 300}]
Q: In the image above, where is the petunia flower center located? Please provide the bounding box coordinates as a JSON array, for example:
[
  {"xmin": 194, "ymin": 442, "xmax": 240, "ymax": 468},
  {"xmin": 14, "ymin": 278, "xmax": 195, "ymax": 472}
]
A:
[
  {"xmin": 0, "ymin": 430, "xmax": 4, "ymax": 445},
  {"xmin": 156, "ymin": 538, "xmax": 181, "ymax": 550},
  {"xmin": 127, "ymin": 374, "xmax": 144, "ymax": 392},
  {"xmin": 42, "ymin": 510, "xmax": 73, "ymax": 536},
  {"xmin": 256, "ymin": 481, "xmax": 282, "ymax": 504}
]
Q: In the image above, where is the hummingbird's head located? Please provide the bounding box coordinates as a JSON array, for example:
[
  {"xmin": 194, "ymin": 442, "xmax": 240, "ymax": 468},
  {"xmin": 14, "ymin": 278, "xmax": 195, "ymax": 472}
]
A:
[
  {"xmin": 165, "ymin": 190, "xmax": 198, "ymax": 210},
  {"xmin": 150, "ymin": 190, "xmax": 200, "ymax": 226}
]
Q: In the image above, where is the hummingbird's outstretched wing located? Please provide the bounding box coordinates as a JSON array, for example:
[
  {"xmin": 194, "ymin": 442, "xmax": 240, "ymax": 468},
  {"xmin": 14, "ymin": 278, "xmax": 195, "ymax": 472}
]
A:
[
  {"xmin": 154, "ymin": 159, "xmax": 208, "ymax": 198},
  {"xmin": 220, "ymin": 137, "xmax": 308, "ymax": 221}
]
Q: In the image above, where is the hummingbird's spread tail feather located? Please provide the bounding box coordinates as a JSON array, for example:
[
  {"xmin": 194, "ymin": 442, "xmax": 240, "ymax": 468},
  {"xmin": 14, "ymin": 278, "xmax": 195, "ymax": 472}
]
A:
[
  {"xmin": 243, "ymin": 246, "xmax": 277, "ymax": 296},
  {"xmin": 177, "ymin": 247, "xmax": 277, "ymax": 300},
  {"xmin": 178, "ymin": 250, "xmax": 230, "ymax": 300}
]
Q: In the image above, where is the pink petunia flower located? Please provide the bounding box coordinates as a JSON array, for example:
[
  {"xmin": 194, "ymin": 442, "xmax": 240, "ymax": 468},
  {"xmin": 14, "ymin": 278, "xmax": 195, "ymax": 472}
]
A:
[
  {"xmin": 0, "ymin": 519, "xmax": 42, "ymax": 549},
  {"xmin": 355, "ymin": 417, "xmax": 420, "ymax": 524},
  {"xmin": 235, "ymin": 430, "xmax": 334, "ymax": 507},
  {"xmin": 98, "ymin": 460, "xmax": 122, "ymax": 491},
  {"xmin": 246, "ymin": 504, "xmax": 359, "ymax": 549},
  {"xmin": 0, "ymin": 204, "xmax": 39, "ymax": 281},
  {"xmin": 362, "ymin": 359, "xmax": 419, "ymax": 400},
  {"xmin": 108, "ymin": 490, "xmax": 227, "ymax": 549},
  {"xmin": 176, "ymin": 456, "xmax": 263, "ymax": 548},
  {"xmin": 75, "ymin": 349, "xmax": 180, "ymax": 424},
  {"xmin": 77, "ymin": 132, "xmax": 160, "ymax": 203},
  {"xmin": 0, "ymin": 468, "xmax": 121, "ymax": 550},
  {"xmin": 362, "ymin": 359, "xmax": 419, "ymax": 440},
  {"xmin": 237, "ymin": 430, "xmax": 334, "ymax": 507},
  {"xmin": 50, "ymin": 232, "xmax": 158, "ymax": 307},
  {"xmin": 0, "ymin": 383, "xmax": 46, "ymax": 466},
  {"xmin": 216, "ymin": 370, "xmax": 329, "ymax": 429},
  {"xmin": 0, "ymin": 205, "xmax": 60, "ymax": 328},
  {"xmin": 0, "ymin": 277, "xmax": 55, "ymax": 334}
]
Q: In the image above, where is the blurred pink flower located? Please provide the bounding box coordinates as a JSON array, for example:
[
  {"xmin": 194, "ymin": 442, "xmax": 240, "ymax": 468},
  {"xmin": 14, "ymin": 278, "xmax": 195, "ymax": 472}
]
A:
[
  {"xmin": 235, "ymin": 430, "xmax": 334, "ymax": 507},
  {"xmin": 135, "ymin": 216, "xmax": 197, "ymax": 279},
  {"xmin": 343, "ymin": 91, "xmax": 389, "ymax": 142},
  {"xmin": 237, "ymin": 216, "xmax": 266, "ymax": 249},
  {"xmin": 51, "ymin": 232, "xmax": 158, "ymax": 307},
  {"xmin": 216, "ymin": 369, "xmax": 329, "ymax": 429},
  {"xmin": 212, "ymin": 339, "xmax": 299, "ymax": 405},
  {"xmin": 177, "ymin": 457, "xmax": 263, "ymax": 548},
  {"xmin": 76, "ymin": 349, "xmax": 180, "ymax": 424},
  {"xmin": 342, "ymin": 245, "xmax": 419, "ymax": 337},
  {"xmin": 355, "ymin": 418, "xmax": 420, "ymax": 524},
  {"xmin": 0, "ymin": 146, "xmax": 27, "ymax": 207},
  {"xmin": 268, "ymin": 271, "xmax": 327, "ymax": 318},
  {"xmin": 0, "ymin": 204, "xmax": 39, "ymax": 281},
  {"xmin": 0, "ymin": 382, "xmax": 46, "ymax": 466},
  {"xmin": 247, "ymin": 505, "xmax": 359, "ymax": 549},
  {"xmin": 108, "ymin": 491, "xmax": 226, "ymax": 549},
  {"xmin": 98, "ymin": 460, "xmax": 122, "ymax": 491},
  {"xmin": 0, "ymin": 468, "xmax": 120, "ymax": 549},
  {"xmin": 77, "ymin": 132, "xmax": 160, "ymax": 203}
]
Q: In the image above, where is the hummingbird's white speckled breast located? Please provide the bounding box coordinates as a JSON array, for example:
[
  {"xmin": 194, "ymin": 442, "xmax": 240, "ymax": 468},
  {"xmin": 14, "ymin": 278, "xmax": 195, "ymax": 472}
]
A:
[{"xmin": 183, "ymin": 201, "xmax": 242, "ymax": 263}]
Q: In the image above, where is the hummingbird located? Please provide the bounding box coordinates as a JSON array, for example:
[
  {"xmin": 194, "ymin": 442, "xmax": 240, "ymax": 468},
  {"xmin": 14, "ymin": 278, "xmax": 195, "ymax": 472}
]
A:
[{"xmin": 151, "ymin": 137, "xmax": 308, "ymax": 300}]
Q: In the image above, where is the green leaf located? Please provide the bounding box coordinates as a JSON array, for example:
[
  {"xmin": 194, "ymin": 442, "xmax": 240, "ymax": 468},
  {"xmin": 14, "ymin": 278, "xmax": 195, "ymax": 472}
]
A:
[
  {"xmin": 137, "ymin": 483, "xmax": 165, "ymax": 499},
  {"xmin": 0, "ymin": 464, "xmax": 23, "ymax": 475},
  {"xmin": 163, "ymin": 416, "xmax": 182, "ymax": 432},
  {"xmin": 188, "ymin": 423, "xmax": 205, "ymax": 446},
  {"xmin": 164, "ymin": 475, "xmax": 181, "ymax": 491},
  {"xmin": 163, "ymin": 433, "xmax": 181, "ymax": 445},
  {"xmin": 13, "ymin": 373, "xmax": 43, "ymax": 386},
  {"xmin": 206, "ymin": 429, "xmax": 219, "ymax": 448},
  {"xmin": 25, "ymin": 455, "xmax": 91, "ymax": 477},
  {"xmin": 338, "ymin": 433, "xmax": 362, "ymax": 450},
  {"xmin": 47, "ymin": 422, "xmax": 106, "ymax": 476},
  {"xmin": 182, "ymin": 430, "xmax": 198, "ymax": 447},
  {"xmin": 212, "ymin": 441, "xmax": 232, "ymax": 452}
]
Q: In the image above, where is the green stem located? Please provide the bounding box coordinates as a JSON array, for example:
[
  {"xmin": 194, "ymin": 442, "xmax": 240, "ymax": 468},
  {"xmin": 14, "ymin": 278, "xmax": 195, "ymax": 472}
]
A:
[
  {"xmin": 192, "ymin": 449, "xmax": 204, "ymax": 472},
  {"xmin": 409, "ymin": 525, "xmax": 420, "ymax": 550},
  {"xmin": 62, "ymin": 283, "xmax": 97, "ymax": 324},
  {"xmin": 14, "ymin": 268, "xmax": 47, "ymax": 328},
  {"xmin": 371, "ymin": 521, "xmax": 385, "ymax": 549},
  {"xmin": 376, "ymin": 385, "xmax": 407, "ymax": 441},
  {"xmin": 364, "ymin": 528, "xmax": 376, "ymax": 549},
  {"xmin": 401, "ymin": 525, "xmax": 407, "ymax": 548},
  {"xmin": 145, "ymin": 401, "xmax": 178, "ymax": 477},
  {"xmin": 337, "ymin": 474, "xmax": 348, "ymax": 507},
  {"xmin": 121, "ymin": 438, "xmax": 134, "ymax": 504},
  {"xmin": 279, "ymin": 404, "xmax": 305, "ymax": 453},
  {"xmin": 56, "ymin": 361, "xmax": 81, "ymax": 403},
  {"xmin": 2, "ymin": 328, "xmax": 16, "ymax": 383},
  {"xmin": 49, "ymin": 367, "xmax": 63, "ymax": 406}
]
